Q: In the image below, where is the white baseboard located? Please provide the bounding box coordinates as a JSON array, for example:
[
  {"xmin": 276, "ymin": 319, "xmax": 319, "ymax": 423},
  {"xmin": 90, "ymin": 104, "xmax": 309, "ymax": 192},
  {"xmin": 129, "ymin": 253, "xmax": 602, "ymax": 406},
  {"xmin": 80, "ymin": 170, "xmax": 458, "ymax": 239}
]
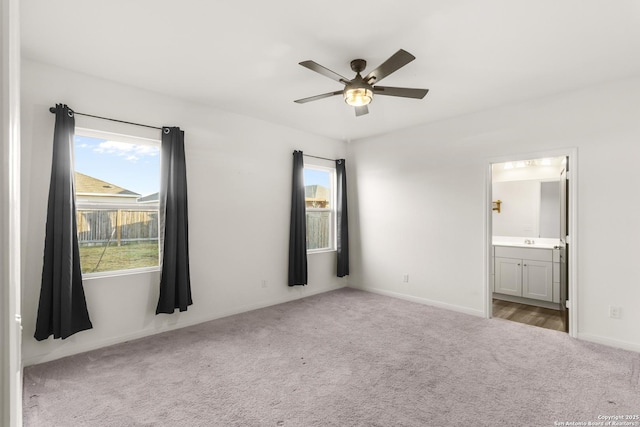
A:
[
  {"xmin": 23, "ymin": 284, "xmax": 640, "ymax": 367},
  {"xmin": 351, "ymin": 285, "xmax": 484, "ymax": 318},
  {"xmin": 23, "ymin": 284, "xmax": 346, "ymax": 366},
  {"xmin": 350, "ymin": 286, "xmax": 640, "ymax": 354},
  {"xmin": 577, "ymin": 333, "xmax": 640, "ymax": 353}
]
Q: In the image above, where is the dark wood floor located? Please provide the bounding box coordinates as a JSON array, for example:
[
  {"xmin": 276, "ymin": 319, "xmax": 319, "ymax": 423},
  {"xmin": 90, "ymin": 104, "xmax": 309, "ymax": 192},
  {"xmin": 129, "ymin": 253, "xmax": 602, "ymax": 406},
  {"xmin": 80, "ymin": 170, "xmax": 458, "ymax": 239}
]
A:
[{"xmin": 492, "ymin": 299, "xmax": 567, "ymax": 332}]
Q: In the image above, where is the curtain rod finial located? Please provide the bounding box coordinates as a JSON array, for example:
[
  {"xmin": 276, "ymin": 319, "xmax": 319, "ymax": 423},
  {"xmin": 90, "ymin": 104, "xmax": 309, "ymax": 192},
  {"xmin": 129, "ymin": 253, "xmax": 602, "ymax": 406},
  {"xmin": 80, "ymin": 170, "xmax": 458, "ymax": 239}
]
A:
[{"xmin": 49, "ymin": 107, "xmax": 56, "ymax": 113}]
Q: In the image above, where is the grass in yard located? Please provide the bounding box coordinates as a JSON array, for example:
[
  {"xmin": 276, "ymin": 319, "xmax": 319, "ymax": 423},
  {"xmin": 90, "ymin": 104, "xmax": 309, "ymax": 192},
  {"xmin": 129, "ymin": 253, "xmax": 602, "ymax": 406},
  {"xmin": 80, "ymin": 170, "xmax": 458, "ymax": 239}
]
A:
[{"xmin": 79, "ymin": 241, "xmax": 159, "ymax": 274}]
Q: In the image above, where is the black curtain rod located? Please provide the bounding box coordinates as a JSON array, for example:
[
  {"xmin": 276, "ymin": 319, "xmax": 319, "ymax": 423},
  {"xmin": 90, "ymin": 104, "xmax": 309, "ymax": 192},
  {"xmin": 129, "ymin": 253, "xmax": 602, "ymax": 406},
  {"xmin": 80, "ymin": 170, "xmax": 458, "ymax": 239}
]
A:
[
  {"xmin": 49, "ymin": 107, "xmax": 162, "ymax": 131},
  {"xmin": 303, "ymin": 153, "xmax": 341, "ymax": 162}
]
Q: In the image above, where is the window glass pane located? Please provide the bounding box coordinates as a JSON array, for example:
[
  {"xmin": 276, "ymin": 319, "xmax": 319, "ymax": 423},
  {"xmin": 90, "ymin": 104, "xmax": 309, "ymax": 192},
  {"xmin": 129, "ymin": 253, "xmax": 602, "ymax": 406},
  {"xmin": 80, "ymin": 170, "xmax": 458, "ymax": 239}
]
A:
[
  {"xmin": 306, "ymin": 211, "xmax": 331, "ymax": 250},
  {"xmin": 304, "ymin": 169, "xmax": 331, "ymax": 209},
  {"xmin": 74, "ymin": 134, "xmax": 160, "ymax": 274},
  {"xmin": 75, "ymin": 135, "xmax": 160, "ymax": 197},
  {"xmin": 304, "ymin": 167, "xmax": 332, "ymax": 251}
]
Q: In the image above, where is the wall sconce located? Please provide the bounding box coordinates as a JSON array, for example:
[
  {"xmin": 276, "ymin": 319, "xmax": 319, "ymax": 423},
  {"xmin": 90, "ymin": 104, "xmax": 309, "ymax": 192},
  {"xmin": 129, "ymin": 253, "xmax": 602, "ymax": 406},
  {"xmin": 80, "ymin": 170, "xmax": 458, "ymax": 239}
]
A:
[{"xmin": 492, "ymin": 200, "xmax": 502, "ymax": 213}]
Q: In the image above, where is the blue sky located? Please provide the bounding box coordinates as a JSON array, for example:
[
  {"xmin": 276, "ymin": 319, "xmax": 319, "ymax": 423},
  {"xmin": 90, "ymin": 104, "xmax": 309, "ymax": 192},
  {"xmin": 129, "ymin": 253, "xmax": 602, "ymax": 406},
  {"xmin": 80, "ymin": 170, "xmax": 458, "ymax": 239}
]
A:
[
  {"xmin": 304, "ymin": 168, "xmax": 330, "ymax": 188},
  {"xmin": 74, "ymin": 135, "xmax": 160, "ymax": 196}
]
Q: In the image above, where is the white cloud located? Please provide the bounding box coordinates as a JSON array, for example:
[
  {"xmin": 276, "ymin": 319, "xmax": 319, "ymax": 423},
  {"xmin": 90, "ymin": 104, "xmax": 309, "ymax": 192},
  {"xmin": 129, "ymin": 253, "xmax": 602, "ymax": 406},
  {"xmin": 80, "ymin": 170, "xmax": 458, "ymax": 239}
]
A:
[{"xmin": 94, "ymin": 140, "xmax": 159, "ymax": 162}]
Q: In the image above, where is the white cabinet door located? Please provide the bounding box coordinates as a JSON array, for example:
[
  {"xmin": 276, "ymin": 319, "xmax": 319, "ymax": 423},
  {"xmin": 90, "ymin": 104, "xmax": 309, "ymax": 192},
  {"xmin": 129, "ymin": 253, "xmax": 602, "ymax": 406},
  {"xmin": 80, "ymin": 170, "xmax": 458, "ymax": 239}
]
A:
[
  {"xmin": 522, "ymin": 260, "xmax": 553, "ymax": 302},
  {"xmin": 495, "ymin": 257, "xmax": 522, "ymax": 296}
]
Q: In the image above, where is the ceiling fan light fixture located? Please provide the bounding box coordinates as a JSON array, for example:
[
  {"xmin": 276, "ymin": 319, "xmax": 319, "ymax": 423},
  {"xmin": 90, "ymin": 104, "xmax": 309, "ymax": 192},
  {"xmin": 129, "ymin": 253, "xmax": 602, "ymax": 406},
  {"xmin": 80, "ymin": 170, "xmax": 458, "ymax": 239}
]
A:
[{"xmin": 344, "ymin": 87, "xmax": 373, "ymax": 106}]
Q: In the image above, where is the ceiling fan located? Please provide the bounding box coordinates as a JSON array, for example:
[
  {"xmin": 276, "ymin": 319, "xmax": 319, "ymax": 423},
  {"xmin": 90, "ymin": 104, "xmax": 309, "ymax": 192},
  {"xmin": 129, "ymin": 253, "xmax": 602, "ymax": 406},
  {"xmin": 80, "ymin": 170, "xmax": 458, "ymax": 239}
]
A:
[{"xmin": 294, "ymin": 49, "xmax": 429, "ymax": 117}]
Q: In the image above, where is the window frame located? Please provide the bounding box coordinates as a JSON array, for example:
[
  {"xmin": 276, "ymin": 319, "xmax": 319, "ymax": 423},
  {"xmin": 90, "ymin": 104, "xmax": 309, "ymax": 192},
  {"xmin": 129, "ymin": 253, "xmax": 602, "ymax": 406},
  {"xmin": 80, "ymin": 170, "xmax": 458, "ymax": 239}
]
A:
[
  {"xmin": 303, "ymin": 162, "xmax": 337, "ymax": 254},
  {"xmin": 74, "ymin": 127, "xmax": 162, "ymax": 278}
]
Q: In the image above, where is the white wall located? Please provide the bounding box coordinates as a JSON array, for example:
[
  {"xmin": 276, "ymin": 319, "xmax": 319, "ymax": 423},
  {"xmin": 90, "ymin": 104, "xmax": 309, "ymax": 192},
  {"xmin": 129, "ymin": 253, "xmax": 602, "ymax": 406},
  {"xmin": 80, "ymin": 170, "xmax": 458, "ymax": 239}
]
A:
[
  {"xmin": 348, "ymin": 75, "xmax": 640, "ymax": 351},
  {"xmin": 539, "ymin": 181, "xmax": 560, "ymax": 238},
  {"xmin": 21, "ymin": 59, "xmax": 347, "ymax": 365}
]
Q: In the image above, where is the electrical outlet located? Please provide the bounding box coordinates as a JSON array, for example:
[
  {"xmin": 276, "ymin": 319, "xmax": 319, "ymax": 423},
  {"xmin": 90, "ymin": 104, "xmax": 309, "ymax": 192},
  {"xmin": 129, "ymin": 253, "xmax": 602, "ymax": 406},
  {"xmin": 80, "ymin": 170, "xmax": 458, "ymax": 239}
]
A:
[
  {"xmin": 402, "ymin": 274, "xmax": 409, "ymax": 283},
  {"xmin": 261, "ymin": 279, "xmax": 268, "ymax": 289},
  {"xmin": 609, "ymin": 305, "xmax": 622, "ymax": 319}
]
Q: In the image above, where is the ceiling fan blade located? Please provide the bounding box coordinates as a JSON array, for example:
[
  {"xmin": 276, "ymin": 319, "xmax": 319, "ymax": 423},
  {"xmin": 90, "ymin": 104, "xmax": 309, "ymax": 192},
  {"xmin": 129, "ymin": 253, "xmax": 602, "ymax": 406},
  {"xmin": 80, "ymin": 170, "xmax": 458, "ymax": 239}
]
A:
[
  {"xmin": 355, "ymin": 105, "xmax": 369, "ymax": 117},
  {"xmin": 299, "ymin": 60, "xmax": 350, "ymax": 84},
  {"xmin": 294, "ymin": 91, "xmax": 343, "ymax": 104},
  {"xmin": 364, "ymin": 49, "xmax": 416, "ymax": 84},
  {"xmin": 373, "ymin": 86, "xmax": 429, "ymax": 99}
]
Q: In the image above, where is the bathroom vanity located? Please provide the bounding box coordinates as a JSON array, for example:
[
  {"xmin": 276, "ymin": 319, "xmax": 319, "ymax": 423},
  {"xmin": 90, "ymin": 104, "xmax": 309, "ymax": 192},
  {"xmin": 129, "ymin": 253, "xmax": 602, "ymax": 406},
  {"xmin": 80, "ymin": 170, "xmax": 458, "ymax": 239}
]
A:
[{"xmin": 492, "ymin": 239, "xmax": 561, "ymax": 310}]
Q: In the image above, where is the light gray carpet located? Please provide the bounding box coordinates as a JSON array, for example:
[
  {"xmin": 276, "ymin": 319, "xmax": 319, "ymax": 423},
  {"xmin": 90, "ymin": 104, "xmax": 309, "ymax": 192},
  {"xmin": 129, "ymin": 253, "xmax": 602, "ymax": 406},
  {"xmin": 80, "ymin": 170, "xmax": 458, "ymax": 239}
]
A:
[{"xmin": 23, "ymin": 288, "xmax": 640, "ymax": 426}]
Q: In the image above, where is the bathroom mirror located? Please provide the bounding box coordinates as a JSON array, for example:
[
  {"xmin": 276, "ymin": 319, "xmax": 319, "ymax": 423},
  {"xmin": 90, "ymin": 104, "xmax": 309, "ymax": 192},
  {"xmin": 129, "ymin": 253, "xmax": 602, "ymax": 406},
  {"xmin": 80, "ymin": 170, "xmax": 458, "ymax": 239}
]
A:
[
  {"xmin": 492, "ymin": 179, "xmax": 560, "ymax": 238},
  {"xmin": 492, "ymin": 157, "xmax": 565, "ymax": 239}
]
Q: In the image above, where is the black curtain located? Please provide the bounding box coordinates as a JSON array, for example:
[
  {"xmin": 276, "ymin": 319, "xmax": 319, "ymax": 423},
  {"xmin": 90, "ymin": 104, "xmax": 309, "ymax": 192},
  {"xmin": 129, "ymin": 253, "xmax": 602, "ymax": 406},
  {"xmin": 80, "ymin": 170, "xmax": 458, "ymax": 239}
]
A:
[
  {"xmin": 34, "ymin": 104, "xmax": 93, "ymax": 341},
  {"xmin": 156, "ymin": 127, "xmax": 193, "ymax": 314},
  {"xmin": 288, "ymin": 150, "xmax": 307, "ymax": 286},
  {"xmin": 336, "ymin": 159, "xmax": 350, "ymax": 277}
]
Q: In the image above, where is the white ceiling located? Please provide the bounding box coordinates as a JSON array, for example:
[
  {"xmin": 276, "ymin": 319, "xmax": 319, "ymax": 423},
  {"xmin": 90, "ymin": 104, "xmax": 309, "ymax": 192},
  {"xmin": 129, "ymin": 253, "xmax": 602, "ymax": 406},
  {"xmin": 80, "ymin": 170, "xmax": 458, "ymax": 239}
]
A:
[{"xmin": 20, "ymin": 0, "xmax": 640, "ymax": 142}]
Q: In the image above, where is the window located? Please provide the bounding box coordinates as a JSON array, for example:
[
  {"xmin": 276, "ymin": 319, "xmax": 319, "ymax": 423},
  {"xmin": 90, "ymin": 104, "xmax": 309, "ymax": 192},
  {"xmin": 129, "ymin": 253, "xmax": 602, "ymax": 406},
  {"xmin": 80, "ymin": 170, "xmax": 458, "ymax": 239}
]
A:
[
  {"xmin": 304, "ymin": 164, "xmax": 335, "ymax": 252},
  {"xmin": 74, "ymin": 128, "xmax": 161, "ymax": 275}
]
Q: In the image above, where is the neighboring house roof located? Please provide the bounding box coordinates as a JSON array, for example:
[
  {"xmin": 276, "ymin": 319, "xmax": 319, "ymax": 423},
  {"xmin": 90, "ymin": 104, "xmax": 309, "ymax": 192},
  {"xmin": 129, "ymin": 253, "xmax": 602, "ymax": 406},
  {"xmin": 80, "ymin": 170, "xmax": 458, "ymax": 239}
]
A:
[
  {"xmin": 75, "ymin": 172, "xmax": 139, "ymax": 197},
  {"xmin": 137, "ymin": 192, "xmax": 159, "ymax": 203},
  {"xmin": 305, "ymin": 185, "xmax": 329, "ymax": 202}
]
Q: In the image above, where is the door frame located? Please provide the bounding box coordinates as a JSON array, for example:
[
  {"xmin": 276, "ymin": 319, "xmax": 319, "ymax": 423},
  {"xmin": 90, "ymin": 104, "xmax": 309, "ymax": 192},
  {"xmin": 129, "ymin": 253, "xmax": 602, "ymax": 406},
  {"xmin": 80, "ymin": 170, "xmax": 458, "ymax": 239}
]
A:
[
  {"xmin": 484, "ymin": 148, "xmax": 578, "ymax": 338},
  {"xmin": 1, "ymin": 0, "xmax": 22, "ymax": 424}
]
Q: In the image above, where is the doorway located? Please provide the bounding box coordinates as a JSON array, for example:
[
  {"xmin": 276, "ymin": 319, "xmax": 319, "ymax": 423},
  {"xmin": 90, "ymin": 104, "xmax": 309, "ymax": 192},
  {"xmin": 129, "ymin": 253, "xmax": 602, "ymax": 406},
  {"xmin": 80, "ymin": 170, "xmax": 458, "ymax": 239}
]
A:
[{"xmin": 486, "ymin": 151, "xmax": 577, "ymax": 337}]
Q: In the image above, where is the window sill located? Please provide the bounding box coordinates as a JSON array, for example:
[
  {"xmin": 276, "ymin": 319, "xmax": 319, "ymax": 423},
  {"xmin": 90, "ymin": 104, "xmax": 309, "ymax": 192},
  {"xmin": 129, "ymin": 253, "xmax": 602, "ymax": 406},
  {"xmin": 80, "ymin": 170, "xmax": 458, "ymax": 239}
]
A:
[
  {"xmin": 307, "ymin": 249, "xmax": 336, "ymax": 255},
  {"xmin": 82, "ymin": 266, "xmax": 161, "ymax": 280}
]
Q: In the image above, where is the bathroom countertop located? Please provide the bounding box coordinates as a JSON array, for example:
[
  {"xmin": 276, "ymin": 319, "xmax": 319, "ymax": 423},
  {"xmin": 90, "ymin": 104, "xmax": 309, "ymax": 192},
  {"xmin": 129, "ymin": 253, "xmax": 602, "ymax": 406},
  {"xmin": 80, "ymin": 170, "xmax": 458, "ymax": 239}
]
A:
[
  {"xmin": 492, "ymin": 236, "xmax": 560, "ymax": 250},
  {"xmin": 492, "ymin": 242, "xmax": 558, "ymax": 249}
]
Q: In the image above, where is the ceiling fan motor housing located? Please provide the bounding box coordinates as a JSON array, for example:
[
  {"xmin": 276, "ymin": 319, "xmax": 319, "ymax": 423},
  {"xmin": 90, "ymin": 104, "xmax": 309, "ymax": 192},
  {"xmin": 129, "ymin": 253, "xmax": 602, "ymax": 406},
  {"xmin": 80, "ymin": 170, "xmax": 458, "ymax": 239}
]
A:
[{"xmin": 350, "ymin": 59, "xmax": 367, "ymax": 73}]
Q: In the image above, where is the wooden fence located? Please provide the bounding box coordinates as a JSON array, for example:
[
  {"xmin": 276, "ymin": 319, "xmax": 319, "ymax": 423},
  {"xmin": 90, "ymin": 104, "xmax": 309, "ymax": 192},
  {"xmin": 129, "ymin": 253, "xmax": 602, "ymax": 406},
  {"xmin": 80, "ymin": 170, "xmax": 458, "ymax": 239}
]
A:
[
  {"xmin": 77, "ymin": 208, "xmax": 328, "ymax": 249},
  {"xmin": 76, "ymin": 209, "xmax": 158, "ymax": 246},
  {"xmin": 306, "ymin": 211, "xmax": 330, "ymax": 250}
]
